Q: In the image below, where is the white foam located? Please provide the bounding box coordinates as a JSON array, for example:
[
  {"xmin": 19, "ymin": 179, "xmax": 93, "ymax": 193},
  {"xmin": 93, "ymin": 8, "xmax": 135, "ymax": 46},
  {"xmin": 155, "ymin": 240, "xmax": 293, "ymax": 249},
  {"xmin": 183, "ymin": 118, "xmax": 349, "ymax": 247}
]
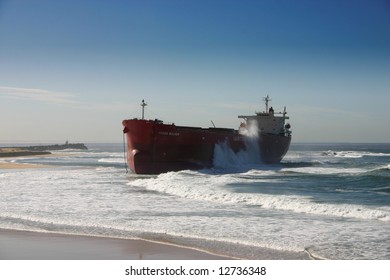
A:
[
  {"xmin": 326, "ymin": 150, "xmax": 390, "ymax": 158},
  {"xmin": 2, "ymin": 144, "xmax": 389, "ymax": 260},
  {"xmin": 97, "ymin": 158, "xmax": 123, "ymax": 163},
  {"xmin": 213, "ymin": 138, "xmax": 262, "ymax": 170},
  {"xmin": 128, "ymin": 171, "xmax": 390, "ymax": 221},
  {"xmin": 283, "ymin": 166, "xmax": 367, "ymax": 175}
]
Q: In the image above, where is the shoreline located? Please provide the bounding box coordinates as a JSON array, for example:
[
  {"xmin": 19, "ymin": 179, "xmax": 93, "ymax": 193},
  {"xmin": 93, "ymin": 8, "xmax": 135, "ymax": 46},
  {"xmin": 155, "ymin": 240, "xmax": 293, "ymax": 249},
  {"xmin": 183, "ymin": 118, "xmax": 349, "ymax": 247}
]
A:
[
  {"xmin": 0, "ymin": 228, "xmax": 312, "ymax": 260},
  {"xmin": 0, "ymin": 162, "xmax": 51, "ymax": 169},
  {"xmin": 0, "ymin": 151, "xmax": 51, "ymax": 158},
  {"xmin": 0, "ymin": 142, "xmax": 87, "ymax": 159},
  {"xmin": 0, "ymin": 229, "xmax": 232, "ymax": 260},
  {"xmin": 0, "ymin": 151, "xmax": 72, "ymax": 169},
  {"xmin": 0, "ymin": 147, "xmax": 312, "ymax": 260},
  {"xmin": 0, "ymin": 147, "xmax": 51, "ymax": 158}
]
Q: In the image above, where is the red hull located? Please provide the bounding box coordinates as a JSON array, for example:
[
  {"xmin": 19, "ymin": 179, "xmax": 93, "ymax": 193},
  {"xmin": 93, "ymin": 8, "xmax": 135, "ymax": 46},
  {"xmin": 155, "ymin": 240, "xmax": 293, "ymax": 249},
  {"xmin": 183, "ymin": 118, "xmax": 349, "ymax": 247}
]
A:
[{"xmin": 122, "ymin": 119, "xmax": 291, "ymax": 174}]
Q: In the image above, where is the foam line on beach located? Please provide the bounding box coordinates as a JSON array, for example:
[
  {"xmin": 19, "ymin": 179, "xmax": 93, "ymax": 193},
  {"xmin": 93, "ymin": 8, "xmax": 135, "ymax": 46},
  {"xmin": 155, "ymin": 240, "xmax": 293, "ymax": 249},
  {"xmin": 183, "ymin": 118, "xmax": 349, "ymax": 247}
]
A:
[
  {"xmin": 0, "ymin": 213, "xmax": 310, "ymax": 260},
  {"xmin": 0, "ymin": 228, "xmax": 230, "ymax": 260}
]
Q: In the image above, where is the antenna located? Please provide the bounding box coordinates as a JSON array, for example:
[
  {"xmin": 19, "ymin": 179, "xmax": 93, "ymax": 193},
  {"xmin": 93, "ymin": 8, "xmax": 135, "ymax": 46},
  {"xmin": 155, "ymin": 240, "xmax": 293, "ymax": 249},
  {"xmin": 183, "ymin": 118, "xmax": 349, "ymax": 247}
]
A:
[
  {"xmin": 263, "ymin": 95, "xmax": 271, "ymax": 112},
  {"xmin": 141, "ymin": 99, "xmax": 147, "ymax": 120}
]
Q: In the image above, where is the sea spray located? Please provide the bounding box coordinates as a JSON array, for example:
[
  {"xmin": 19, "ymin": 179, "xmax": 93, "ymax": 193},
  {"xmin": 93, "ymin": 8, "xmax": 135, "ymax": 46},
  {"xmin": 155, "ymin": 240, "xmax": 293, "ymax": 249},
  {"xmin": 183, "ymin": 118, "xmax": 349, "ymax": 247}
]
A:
[
  {"xmin": 213, "ymin": 120, "xmax": 262, "ymax": 168},
  {"xmin": 239, "ymin": 119, "xmax": 259, "ymax": 138}
]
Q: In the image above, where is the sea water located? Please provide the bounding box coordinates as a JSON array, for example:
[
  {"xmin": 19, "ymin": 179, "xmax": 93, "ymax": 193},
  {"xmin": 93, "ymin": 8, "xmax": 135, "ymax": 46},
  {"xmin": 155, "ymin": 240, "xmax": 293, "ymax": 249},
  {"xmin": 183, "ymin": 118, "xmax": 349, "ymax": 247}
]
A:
[{"xmin": 0, "ymin": 143, "xmax": 389, "ymax": 259}]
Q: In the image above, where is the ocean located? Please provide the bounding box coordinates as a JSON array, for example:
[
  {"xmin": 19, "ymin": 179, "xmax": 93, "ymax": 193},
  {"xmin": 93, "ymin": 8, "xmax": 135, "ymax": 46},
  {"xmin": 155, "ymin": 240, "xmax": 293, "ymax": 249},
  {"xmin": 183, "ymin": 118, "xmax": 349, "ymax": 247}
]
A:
[{"xmin": 0, "ymin": 142, "xmax": 389, "ymax": 259}]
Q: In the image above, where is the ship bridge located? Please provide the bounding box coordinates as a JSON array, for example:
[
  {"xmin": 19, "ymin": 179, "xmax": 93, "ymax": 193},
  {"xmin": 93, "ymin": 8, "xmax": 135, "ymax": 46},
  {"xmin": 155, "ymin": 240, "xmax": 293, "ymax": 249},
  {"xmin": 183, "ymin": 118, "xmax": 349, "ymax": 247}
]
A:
[{"xmin": 238, "ymin": 95, "xmax": 291, "ymax": 136}]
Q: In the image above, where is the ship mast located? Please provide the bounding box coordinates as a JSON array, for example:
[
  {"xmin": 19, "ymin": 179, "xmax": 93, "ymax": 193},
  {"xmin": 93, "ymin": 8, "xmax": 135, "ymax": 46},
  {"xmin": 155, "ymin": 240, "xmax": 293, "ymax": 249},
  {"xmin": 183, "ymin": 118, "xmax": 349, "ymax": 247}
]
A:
[
  {"xmin": 141, "ymin": 99, "xmax": 147, "ymax": 120},
  {"xmin": 264, "ymin": 95, "xmax": 271, "ymax": 113}
]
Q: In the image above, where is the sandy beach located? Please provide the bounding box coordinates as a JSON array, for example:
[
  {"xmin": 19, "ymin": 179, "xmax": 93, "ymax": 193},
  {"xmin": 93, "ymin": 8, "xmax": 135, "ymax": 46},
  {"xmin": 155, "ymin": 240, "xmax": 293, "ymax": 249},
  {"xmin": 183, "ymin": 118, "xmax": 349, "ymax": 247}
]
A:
[
  {"xmin": 0, "ymin": 150, "xmax": 311, "ymax": 260},
  {"xmin": 0, "ymin": 157, "xmax": 231, "ymax": 260},
  {"xmin": 0, "ymin": 148, "xmax": 65, "ymax": 169},
  {"xmin": 0, "ymin": 229, "xmax": 231, "ymax": 260},
  {"xmin": 0, "ymin": 162, "xmax": 50, "ymax": 169},
  {"xmin": 0, "ymin": 153, "xmax": 228, "ymax": 260}
]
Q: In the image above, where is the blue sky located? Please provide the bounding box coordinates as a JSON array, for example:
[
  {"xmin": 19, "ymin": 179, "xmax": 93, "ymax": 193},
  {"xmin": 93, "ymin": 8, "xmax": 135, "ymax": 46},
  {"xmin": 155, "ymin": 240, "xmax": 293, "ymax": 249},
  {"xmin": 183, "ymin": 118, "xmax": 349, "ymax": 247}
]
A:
[{"xmin": 0, "ymin": 0, "xmax": 389, "ymax": 143}]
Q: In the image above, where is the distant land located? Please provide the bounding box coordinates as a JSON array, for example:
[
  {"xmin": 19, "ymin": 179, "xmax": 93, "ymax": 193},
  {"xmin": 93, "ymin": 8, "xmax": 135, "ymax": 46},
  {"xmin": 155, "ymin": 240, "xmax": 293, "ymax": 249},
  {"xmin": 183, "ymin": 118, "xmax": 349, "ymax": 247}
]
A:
[{"xmin": 0, "ymin": 142, "xmax": 87, "ymax": 158}]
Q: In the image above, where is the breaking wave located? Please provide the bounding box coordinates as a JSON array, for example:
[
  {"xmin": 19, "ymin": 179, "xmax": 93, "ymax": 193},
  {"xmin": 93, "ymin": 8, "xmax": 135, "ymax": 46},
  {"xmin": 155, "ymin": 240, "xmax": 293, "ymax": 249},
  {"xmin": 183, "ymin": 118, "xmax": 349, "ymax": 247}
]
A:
[
  {"xmin": 213, "ymin": 140, "xmax": 262, "ymax": 169},
  {"xmin": 212, "ymin": 120, "xmax": 263, "ymax": 169},
  {"xmin": 128, "ymin": 170, "xmax": 390, "ymax": 222},
  {"xmin": 322, "ymin": 150, "xmax": 390, "ymax": 158},
  {"xmin": 2, "ymin": 143, "xmax": 389, "ymax": 260}
]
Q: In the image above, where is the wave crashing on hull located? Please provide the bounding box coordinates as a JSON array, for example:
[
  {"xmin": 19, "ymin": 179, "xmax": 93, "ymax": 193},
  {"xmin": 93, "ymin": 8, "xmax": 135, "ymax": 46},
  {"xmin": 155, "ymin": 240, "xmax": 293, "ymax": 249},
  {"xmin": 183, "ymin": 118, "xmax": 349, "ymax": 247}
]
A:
[{"xmin": 213, "ymin": 120, "xmax": 263, "ymax": 169}]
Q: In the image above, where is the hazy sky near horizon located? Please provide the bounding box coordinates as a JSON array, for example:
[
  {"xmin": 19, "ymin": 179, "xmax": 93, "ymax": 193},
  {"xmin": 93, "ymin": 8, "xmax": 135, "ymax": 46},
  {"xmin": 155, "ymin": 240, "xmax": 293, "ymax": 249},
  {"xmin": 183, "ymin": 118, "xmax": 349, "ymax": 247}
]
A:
[{"xmin": 1, "ymin": 0, "xmax": 389, "ymax": 143}]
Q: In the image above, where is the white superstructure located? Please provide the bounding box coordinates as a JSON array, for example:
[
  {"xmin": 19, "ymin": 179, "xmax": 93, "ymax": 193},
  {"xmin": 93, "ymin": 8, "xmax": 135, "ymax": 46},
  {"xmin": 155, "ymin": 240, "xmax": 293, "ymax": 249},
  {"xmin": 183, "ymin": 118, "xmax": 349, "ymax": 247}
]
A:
[{"xmin": 238, "ymin": 95, "xmax": 291, "ymax": 137}]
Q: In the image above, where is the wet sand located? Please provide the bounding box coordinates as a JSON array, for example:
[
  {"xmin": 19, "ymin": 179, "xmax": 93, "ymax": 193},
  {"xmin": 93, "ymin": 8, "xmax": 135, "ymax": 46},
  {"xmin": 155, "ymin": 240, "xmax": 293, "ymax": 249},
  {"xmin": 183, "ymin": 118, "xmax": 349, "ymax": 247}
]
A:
[
  {"xmin": 0, "ymin": 229, "xmax": 231, "ymax": 260},
  {"xmin": 0, "ymin": 150, "xmax": 66, "ymax": 169},
  {"xmin": 0, "ymin": 162, "xmax": 50, "ymax": 169}
]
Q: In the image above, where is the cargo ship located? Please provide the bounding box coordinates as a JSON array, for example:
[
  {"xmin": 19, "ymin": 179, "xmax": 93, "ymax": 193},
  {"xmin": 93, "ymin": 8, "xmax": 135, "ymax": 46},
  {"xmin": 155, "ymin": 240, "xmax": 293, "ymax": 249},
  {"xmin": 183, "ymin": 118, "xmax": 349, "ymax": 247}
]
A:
[{"xmin": 122, "ymin": 96, "xmax": 291, "ymax": 174}]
